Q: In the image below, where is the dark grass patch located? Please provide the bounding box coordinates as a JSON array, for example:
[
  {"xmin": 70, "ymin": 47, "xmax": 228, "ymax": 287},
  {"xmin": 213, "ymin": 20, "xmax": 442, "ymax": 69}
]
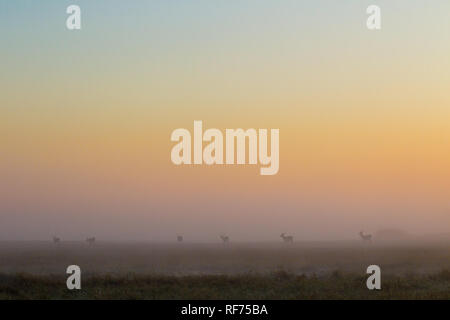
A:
[{"xmin": 1, "ymin": 270, "xmax": 450, "ymax": 300}]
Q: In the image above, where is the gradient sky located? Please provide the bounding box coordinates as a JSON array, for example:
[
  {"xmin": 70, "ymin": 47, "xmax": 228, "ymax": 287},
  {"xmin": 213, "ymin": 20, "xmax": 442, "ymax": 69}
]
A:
[{"xmin": 1, "ymin": 0, "xmax": 450, "ymax": 241}]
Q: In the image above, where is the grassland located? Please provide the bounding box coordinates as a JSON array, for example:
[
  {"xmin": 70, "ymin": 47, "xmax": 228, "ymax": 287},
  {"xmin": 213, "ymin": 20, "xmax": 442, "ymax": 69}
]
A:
[
  {"xmin": 1, "ymin": 241, "xmax": 450, "ymax": 299},
  {"xmin": 2, "ymin": 270, "xmax": 450, "ymax": 299}
]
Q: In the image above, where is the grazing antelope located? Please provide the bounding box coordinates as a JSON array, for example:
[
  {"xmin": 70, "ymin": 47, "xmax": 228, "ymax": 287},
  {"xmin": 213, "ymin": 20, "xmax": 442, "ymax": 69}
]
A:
[
  {"xmin": 359, "ymin": 231, "xmax": 372, "ymax": 242},
  {"xmin": 219, "ymin": 234, "xmax": 230, "ymax": 244},
  {"xmin": 86, "ymin": 237, "xmax": 96, "ymax": 245},
  {"xmin": 177, "ymin": 235, "xmax": 183, "ymax": 242},
  {"xmin": 52, "ymin": 236, "xmax": 61, "ymax": 245},
  {"xmin": 280, "ymin": 233, "xmax": 294, "ymax": 243}
]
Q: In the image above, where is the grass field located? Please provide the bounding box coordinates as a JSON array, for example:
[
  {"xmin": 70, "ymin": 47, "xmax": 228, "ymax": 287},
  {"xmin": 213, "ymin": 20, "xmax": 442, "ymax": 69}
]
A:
[
  {"xmin": 2, "ymin": 271, "xmax": 450, "ymax": 299},
  {"xmin": 1, "ymin": 241, "xmax": 450, "ymax": 299}
]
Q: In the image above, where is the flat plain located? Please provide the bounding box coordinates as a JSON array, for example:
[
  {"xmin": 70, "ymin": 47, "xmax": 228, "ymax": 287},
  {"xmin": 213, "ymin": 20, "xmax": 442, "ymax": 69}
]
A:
[{"xmin": 1, "ymin": 241, "xmax": 450, "ymax": 299}]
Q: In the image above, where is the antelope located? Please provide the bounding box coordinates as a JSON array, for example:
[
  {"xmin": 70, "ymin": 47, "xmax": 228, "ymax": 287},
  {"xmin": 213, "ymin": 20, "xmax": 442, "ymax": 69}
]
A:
[
  {"xmin": 359, "ymin": 231, "xmax": 372, "ymax": 242},
  {"xmin": 177, "ymin": 235, "xmax": 183, "ymax": 242},
  {"xmin": 219, "ymin": 234, "xmax": 230, "ymax": 244},
  {"xmin": 86, "ymin": 237, "xmax": 96, "ymax": 245},
  {"xmin": 280, "ymin": 233, "xmax": 294, "ymax": 243},
  {"xmin": 52, "ymin": 236, "xmax": 61, "ymax": 245}
]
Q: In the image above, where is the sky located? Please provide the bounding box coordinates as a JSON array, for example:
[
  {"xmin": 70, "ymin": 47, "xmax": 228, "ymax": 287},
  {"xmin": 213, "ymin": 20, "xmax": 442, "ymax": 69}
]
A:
[{"xmin": 1, "ymin": 0, "xmax": 450, "ymax": 241}]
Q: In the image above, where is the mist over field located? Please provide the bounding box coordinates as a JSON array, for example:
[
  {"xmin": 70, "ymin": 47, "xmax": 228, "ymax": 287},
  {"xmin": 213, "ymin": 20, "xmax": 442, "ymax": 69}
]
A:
[
  {"xmin": 3, "ymin": 238, "xmax": 450, "ymax": 299},
  {"xmin": 2, "ymin": 238, "xmax": 450, "ymax": 276},
  {"xmin": 1, "ymin": 210, "xmax": 450, "ymax": 243}
]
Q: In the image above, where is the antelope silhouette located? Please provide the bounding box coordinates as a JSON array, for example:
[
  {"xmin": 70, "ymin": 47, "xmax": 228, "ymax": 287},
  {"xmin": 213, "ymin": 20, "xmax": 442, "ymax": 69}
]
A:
[
  {"xmin": 177, "ymin": 235, "xmax": 183, "ymax": 242},
  {"xmin": 359, "ymin": 231, "xmax": 372, "ymax": 242},
  {"xmin": 52, "ymin": 236, "xmax": 61, "ymax": 245},
  {"xmin": 86, "ymin": 237, "xmax": 96, "ymax": 245},
  {"xmin": 219, "ymin": 234, "xmax": 230, "ymax": 244},
  {"xmin": 280, "ymin": 233, "xmax": 294, "ymax": 243}
]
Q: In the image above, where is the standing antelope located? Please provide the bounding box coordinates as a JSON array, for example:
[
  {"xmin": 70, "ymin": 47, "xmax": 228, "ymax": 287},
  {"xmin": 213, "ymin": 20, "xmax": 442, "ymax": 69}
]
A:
[
  {"xmin": 280, "ymin": 233, "xmax": 294, "ymax": 243},
  {"xmin": 219, "ymin": 234, "xmax": 230, "ymax": 244},
  {"xmin": 359, "ymin": 231, "xmax": 372, "ymax": 242},
  {"xmin": 177, "ymin": 235, "xmax": 183, "ymax": 242},
  {"xmin": 86, "ymin": 237, "xmax": 96, "ymax": 245},
  {"xmin": 52, "ymin": 236, "xmax": 61, "ymax": 245}
]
